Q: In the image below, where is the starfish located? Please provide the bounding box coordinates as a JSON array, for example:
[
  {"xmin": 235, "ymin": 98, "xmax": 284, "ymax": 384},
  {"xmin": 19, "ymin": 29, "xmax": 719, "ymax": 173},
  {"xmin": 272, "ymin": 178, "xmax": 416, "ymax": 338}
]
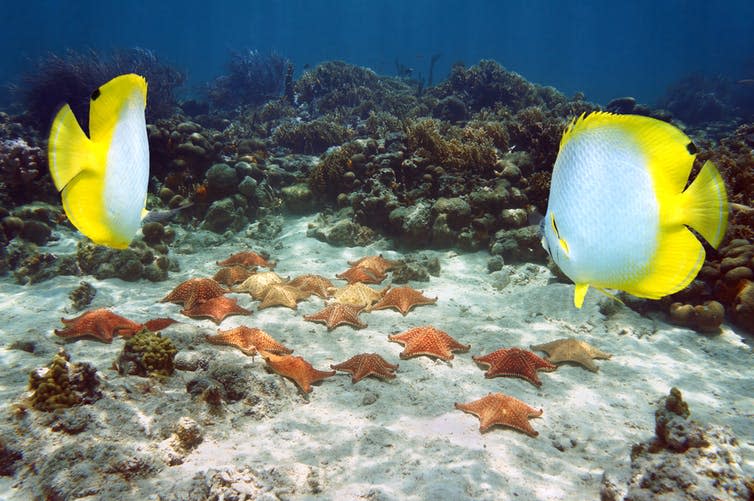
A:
[
  {"xmin": 217, "ymin": 251, "xmax": 275, "ymax": 269},
  {"xmin": 289, "ymin": 274, "xmax": 334, "ymax": 299},
  {"xmin": 161, "ymin": 278, "xmax": 228, "ymax": 310},
  {"xmin": 331, "ymin": 353, "xmax": 399, "ymax": 383},
  {"xmin": 530, "ymin": 337, "xmax": 612, "ymax": 372},
  {"xmin": 335, "ymin": 266, "xmax": 386, "ymax": 285},
  {"xmin": 232, "ymin": 271, "xmax": 286, "ymax": 299},
  {"xmin": 370, "ymin": 286, "xmax": 437, "ymax": 315},
  {"xmin": 348, "ymin": 255, "xmax": 401, "ymax": 275},
  {"xmin": 388, "ymin": 325, "xmax": 470, "ymax": 361},
  {"xmin": 455, "ymin": 392, "xmax": 543, "ymax": 436},
  {"xmin": 213, "ymin": 265, "xmax": 254, "ymax": 287},
  {"xmin": 206, "ymin": 326, "xmax": 292, "ymax": 356},
  {"xmin": 472, "ymin": 348, "xmax": 557, "ymax": 387},
  {"xmin": 331, "ymin": 283, "xmax": 387, "ymax": 309},
  {"xmin": 258, "ymin": 284, "xmax": 308, "ymax": 310},
  {"xmin": 303, "ymin": 302, "xmax": 367, "ymax": 330},
  {"xmin": 180, "ymin": 296, "xmax": 251, "ymax": 324},
  {"xmin": 55, "ymin": 309, "xmax": 144, "ymax": 342},
  {"xmin": 262, "ymin": 352, "xmax": 335, "ymax": 393}
]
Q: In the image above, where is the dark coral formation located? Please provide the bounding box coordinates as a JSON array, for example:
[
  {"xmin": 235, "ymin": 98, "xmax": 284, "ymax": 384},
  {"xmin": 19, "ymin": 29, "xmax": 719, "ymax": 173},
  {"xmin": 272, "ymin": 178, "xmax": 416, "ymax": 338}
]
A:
[
  {"xmin": 114, "ymin": 329, "xmax": 178, "ymax": 377},
  {"xmin": 605, "ymin": 387, "xmax": 752, "ymax": 500},
  {"xmin": 208, "ymin": 49, "xmax": 289, "ymax": 111},
  {"xmin": 28, "ymin": 349, "xmax": 101, "ymax": 412}
]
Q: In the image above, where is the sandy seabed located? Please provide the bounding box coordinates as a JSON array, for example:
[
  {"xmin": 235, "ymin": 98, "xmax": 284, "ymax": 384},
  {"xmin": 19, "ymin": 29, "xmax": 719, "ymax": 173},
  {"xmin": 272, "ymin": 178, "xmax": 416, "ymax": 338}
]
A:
[{"xmin": 0, "ymin": 214, "xmax": 751, "ymax": 500}]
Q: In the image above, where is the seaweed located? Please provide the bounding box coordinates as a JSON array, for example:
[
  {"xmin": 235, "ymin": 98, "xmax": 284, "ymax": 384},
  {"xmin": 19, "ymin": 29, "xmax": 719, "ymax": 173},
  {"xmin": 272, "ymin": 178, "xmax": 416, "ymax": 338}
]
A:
[{"xmin": 14, "ymin": 48, "xmax": 184, "ymax": 131}]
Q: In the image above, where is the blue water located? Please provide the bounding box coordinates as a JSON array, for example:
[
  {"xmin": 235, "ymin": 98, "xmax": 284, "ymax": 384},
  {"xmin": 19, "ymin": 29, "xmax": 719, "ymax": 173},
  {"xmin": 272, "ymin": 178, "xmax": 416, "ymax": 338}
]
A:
[{"xmin": 2, "ymin": 0, "xmax": 753, "ymax": 106}]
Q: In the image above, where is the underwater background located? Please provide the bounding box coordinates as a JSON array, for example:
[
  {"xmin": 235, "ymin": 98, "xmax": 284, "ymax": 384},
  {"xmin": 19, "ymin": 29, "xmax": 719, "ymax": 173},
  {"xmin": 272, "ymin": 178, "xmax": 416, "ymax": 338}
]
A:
[{"xmin": 0, "ymin": 1, "xmax": 753, "ymax": 500}]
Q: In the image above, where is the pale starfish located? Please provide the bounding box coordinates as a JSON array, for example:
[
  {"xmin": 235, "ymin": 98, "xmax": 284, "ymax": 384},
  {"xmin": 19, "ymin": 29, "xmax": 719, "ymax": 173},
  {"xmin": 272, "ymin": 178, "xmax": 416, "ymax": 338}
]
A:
[
  {"xmin": 289, "ymin": 274, "xmax": 334, "ymax": 299},
  {"xmin": 331, "ymin": 283, "xmax": 387, "ymax": 309},
  {"xmin": 232, "ymin": 271, "xmax": 286, "ymax": 299},
  {"xmin": 258, "ymin": 284, "xmax": 308, "ymax": 310},
  {"xmin": 530, "ymin": 337, "xmax": 612, "ymax": 372},
  {"xmin": 347, "ymin": 255, "xmax": 401, "ymax": 275}
]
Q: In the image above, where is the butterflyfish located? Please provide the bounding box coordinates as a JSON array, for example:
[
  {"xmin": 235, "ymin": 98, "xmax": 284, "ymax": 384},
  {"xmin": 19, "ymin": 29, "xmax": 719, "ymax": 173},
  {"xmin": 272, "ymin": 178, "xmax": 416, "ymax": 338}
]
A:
[
  {"xmin": 48, "ymin": 73, "xmax": 149, "ymax": 249},
  {"xmin": 542, "ymin": 112, "xmax": 728, "ymax": 308}
]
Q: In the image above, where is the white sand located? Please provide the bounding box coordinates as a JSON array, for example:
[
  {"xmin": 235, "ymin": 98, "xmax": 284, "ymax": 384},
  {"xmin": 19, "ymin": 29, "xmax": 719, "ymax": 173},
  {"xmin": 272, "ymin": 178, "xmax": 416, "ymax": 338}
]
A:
[{"xmin": 0, "ymin": 214, "xmax": 751, "ymax": 500}]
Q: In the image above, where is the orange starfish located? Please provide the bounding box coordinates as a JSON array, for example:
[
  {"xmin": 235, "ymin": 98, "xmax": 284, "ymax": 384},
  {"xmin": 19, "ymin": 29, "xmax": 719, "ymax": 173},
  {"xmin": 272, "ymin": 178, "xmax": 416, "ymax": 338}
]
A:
[
  {"xmin": 289, "ymin": 274, "xmax": 334, "ymax": 299},
  {"xmin": 303, "ymin": 302, "xmax": 367, "ymax": 330},
  {"xmin": 262, "ymin": 352, "xmax": 335, "ymax": 393},
  {"xmin": 161, "ymin": 278, "xmax": 228, "ymax": 309},
  {"xmin": 331, "ymin": 353, "xmax": 399, "ymax": 383},
  {"xmin": 473, "ymin": 348, "xmax": 557, "ymax": 387},
  {"xmin": 180, "ymin": 296, "xmax": 251, "ymax": 324},
  {"xmin": 370, "ymin": 286, "xmax": 437, "ymax": 315},
  {"xmin": 54, "ymin": 308, "xmax": 168, "ymax": 342},
  {"xmin": 213, "ymin": 266, "xmax": 254, "ymax": 287},
  {"xmin": 455, "ymin": 392, "xmax": 543, "ymax": 436},
  {"xmin": 206, "ymin": 326, "xmax": 292, "ymax": 356},
  {"xmin": 348, "ymin": 255, "xmax": 401, "ymax": 275},
  {"xmin": 388, "ymin": 325, "xmax": 470, "ymax": 361},
  {"xmin": 217, "ymin": 251, "xmax": 275, "ymax": 269},
  {"xmin": 257, "ymin": 284, "xmax": 308, "ymax": 310},
  {"xmin": 335, "ymin": 266, "xmax": 386, "ymax": 285}
]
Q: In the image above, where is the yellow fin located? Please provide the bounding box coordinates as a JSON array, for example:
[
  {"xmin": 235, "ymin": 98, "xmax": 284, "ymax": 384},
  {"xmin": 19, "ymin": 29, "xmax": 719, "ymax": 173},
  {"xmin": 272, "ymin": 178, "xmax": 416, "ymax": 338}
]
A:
[
  {"xmin": 48, "ymin": 104, "xmax": 96, "ymax": 190},
  {"xmin": 625, "ymin": 226, "xmax": 705, "ymax": 300},
  {"xmin": 676, "ymin": 160, "xmax": 728, "ymax": 248},
  {"xmin": 574, "ymin": 283, "xmax": 589, "ymax": 308},
  {"xmin": 89, "ymin": 73, "xmax": 147, "ymax": 143}
]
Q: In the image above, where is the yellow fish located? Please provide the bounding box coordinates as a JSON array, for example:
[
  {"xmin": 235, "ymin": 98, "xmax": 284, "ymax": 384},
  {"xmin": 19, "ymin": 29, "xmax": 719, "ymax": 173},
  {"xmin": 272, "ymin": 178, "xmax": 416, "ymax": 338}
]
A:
[
  {"xmin": 48, "ymin": 74, "xmax": 149, "ymax": 249},
  {"xmin": 542, "ymin": 112, "xmax": 728, "ymax": 308}
]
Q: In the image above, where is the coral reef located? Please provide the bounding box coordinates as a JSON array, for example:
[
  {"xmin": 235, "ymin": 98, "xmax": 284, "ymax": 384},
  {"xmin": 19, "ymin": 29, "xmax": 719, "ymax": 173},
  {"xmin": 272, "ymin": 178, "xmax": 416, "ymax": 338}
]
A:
[
  {"xmin": 68, "ymin": 281, "xmax": 96, "ymax": 311},
  {"xmin": 77, "ymin": 239, "xmax": 175, "ymax": 282},
  {"xmin": 28, "ymin": 349, "xmax": 101, "ymax": 412},
  {"xmin": 603, "ymin": 387, "xmax": 751, "ymax": 500},
  {"xmin": 14, "ymin": 47, "xmax": 184, "ymax": 131},
  {"xmin": 114, "ymin": 329, "xmax": 178, "ymax": 378},
  {"xmin": 207, "ymin": 49, "xmax": 289, "ymax": 110}
]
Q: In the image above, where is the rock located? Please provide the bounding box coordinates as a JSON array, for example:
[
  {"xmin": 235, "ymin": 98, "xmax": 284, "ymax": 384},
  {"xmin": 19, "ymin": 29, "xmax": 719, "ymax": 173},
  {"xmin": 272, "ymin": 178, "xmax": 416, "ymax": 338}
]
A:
[
  {"xmin": 205, "ymin": 163, "xmax": 238, "ymax": 199},
  {"xmin": 281, "ymin": 183, "xmax": 314, "ymax": 213},
  {"xmin": 668, "ymin": 301, "xmax": 725, "ymax": 333},
  {"xmin": 618, "ymin": 387, "xmax": 750, "ymax": 500},
  {"xmin": 500, "ymin": 208, "xmax": 528, "ymax": 228},
  {"xmin": 731, "ymin": 280, "xmax": 754, "ymax": 333},
  {"xmin": 141, "ymin": 221, "xmax": 165, "ymax": 245},
  {"xmin": 1, "ymin": 216, "xmax": 24, "ymax": 239},
  {"xmin": 431, "ymin": 197, "xmax": 471, "ymax": 230},
  {"xmin": 20, "ymin": 220, "xmax": 51, "ymax": 245},
  {"xmin": 487, "ymin": 255, "xmax": 504, "ymax": 272},
  {"xmin": 172, "ymin": 416, "xmax": 203, "ymax": 451},
  {"xmin": 201, "ymin": 198, "xmax": 246, "ymax": 234},
  {"xmin": 238, "ymin": 176, "xmax": 258, "ymax": 198},
  {"xmin": 388, "ymin": 202, "xmax": 432, "ymax": 247},
  {"xmin": 605, "ymin": 96, "xmax": 636, "ymax": 114},
  {"xmin": 307, "ymin": 217, "xmax": 376, "ymax": 247},
  {"xmin": 489, "ymin": 225, "xmax": 548, "ymax": 264}
]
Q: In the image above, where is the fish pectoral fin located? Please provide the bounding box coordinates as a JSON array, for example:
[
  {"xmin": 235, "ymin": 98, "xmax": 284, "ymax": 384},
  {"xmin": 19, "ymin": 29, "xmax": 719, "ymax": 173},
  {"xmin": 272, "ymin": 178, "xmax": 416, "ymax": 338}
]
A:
[
  {"xmin": 48, "ymin": 104, "xmax": 96, "ymax": 191},
  {"xmin": 594, "ymin": 287, "xmax": 625, "ymax": 305},
  {"xmin": 573, "ymin": 283, "xmax": 589, "ymax": 308}
]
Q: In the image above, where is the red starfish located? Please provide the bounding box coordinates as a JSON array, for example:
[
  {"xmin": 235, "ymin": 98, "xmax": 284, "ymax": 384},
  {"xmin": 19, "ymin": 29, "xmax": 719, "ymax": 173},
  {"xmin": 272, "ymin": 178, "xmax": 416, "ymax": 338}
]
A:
[
  {"xmin": 161, "ymin": 278, "xmax": 228, "ymax": 310},
  {"xmin": 370, "ymin": 286, "xmax": 437, "ymax": 315},
  {"xmin": 331, "ymin": 353, "xmax": 399, "ymax": 383},
  {"xmin": 472, "ymin": 347, "xmax": 557, "ymax": 387},
  {"xmin": 54, "ymin": 308, "xmax": 175, "ymax": 342},
  {"xmin": 217, "ymin": 251, "xmax": 275, "ymax": 269},
  {"xmin": 213, "ymin": 266, "xmax": 254, "ymax": 287},
  {"xmin": 388, "ymin": 325, "xmax": 470, "ymax": 361},
  {"xmin": 455, "ymin": 392, "xmax": 543, "ymax": 436},
  {"xmin": 303, "ymin": 302, "xmax": 367, "ymax": 331},
  {"xmin": 262, "ymin": 352, "xmax": 335, "ymax": 393},
  {"xmin": 335, "ymin": 266, "xmax": 386, "ymax": 285},
  {"xmin": 181, "ymin": 296, "xmax": 251, "ymax": 324},
  {"xmin": 206, "ymin": 326, "xmax": 292, "ymax": 356}
]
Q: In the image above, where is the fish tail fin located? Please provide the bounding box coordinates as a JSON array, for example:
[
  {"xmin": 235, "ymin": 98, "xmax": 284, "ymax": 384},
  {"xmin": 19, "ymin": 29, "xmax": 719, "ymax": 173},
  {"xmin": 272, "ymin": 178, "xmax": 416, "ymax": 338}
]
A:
[
  {"xmin": 678, "ymin": 160, "xmax": 728, "ymax": 248},
  {"xmin": 48, "ymin": 104, "xmax": 95, "ymax": 190},
  {"xmin": 48, "ymin": 104, "xmax": 115, "ymax": 247}
]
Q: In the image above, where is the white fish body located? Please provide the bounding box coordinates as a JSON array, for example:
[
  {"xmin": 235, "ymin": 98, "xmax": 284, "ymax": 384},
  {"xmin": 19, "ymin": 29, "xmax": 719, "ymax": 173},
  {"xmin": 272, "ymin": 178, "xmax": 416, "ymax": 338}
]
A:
[{"xmin": 542, "ymin": 112, "xmax": 728, "ymax": 308}]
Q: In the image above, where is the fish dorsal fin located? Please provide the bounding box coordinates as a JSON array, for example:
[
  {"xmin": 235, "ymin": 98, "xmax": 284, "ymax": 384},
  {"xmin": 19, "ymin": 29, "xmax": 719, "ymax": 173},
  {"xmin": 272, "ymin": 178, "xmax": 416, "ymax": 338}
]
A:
[
  {"xmin": 48, "ymin": 104, "xmax": 95, "ymax": 191},
  {"xmin": 89, "ymin": 73, "xmax": 147, "ymax": 143},
  {"xmin": 561, "ymin": 112, "xmax": 695, "ymax": 196}
]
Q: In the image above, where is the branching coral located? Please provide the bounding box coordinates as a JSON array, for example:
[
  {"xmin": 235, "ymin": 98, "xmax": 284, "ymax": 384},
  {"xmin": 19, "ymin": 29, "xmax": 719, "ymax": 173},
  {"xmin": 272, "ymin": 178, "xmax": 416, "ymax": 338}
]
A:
[
  {"xmin": 207, "ymin": 49, "xmax": 289, "ymax": 110},
  {"xmin": 115, "ymin": 329, "xmax": 177, "ymax": 377},
  {"xmin": 404, "ymin": 118, "xmax": 498, "ymax": 173},
  {"xmin": 28, "ymin": 349, "xmax": 101, "ymax": 412},
  {"xmin": 308, "ymin": 142, "xmax": 363, "ymax": 199},
  {"xmin": 15, "ymin": 48, "xmax": 184, "ymax": 131},
  {"xmin": 272, "ymin": 116, "xmax": 354, "ymax": 154}
]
